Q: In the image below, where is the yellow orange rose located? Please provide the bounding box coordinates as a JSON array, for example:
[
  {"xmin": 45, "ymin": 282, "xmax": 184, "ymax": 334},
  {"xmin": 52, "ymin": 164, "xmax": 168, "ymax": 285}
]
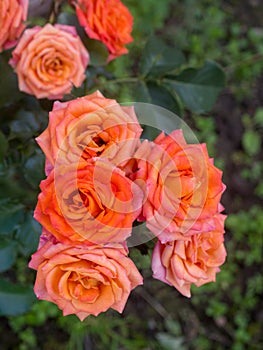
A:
[
  {"xmin": 36, "ymin": 91, "xmax": 142, "ymax": 175},
  {"xmin": 0, "ymin": 0, "xmax": 28, "ymax": 52},
  {"xmin": 29, "ymin": 238, "xmax": 143, "ymax": 320},
  {"xmin": 74, "ymin": 0, "xmax": 133, "ymax": 60},
  {"xmin": 152, "ymin": 213, "xmax": 227, "ymax": 297},
  {"xmin": 34, "ymin": 158, "xmax": 143, "ymax": 245},
  {"xmin": 132, "ymin": 130, "xmax": 226, "ymax": 242},
  {"xmin": 9, "ymin": 23, "xmax": 89, "ymax": 99}
]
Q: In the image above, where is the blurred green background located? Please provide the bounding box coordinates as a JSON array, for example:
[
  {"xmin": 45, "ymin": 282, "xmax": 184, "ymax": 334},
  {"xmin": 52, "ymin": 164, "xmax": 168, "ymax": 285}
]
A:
[{"xmin": 0, "ymin": 0, "xmax": 263, "ymax": 349}]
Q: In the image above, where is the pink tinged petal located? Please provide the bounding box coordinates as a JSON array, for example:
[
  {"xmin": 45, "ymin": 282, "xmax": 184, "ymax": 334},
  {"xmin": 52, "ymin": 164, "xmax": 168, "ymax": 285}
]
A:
[
  {"xmin": 151, "ymin": 242, "xmax": 171, "ymax": 285},
  {"xmin": 80, "ymin": 253, "xmax": 117, "ymax": 275},
  {"xmin": 105, "ymin": 250, "xmax": 143, "ymax": 289},
  {"xmin": 61, "ymin": 300, "xmax": 81, "ymax": 317},
  {"xmin": 161, "ymin": 243, "xmax": 174, "ymax": 267},
  {"xmin": 174, "ymin": 240, "xmax": 187, "ymax": 259},
  {"xmin": 49, "ymin": 254, "xmax": 80, "ymax": 266},
  {"xmin": 75, "ymin": 311, "xmax": 91, "ymax": 321},
  {"xmin": 170, "ymin": 254, "xmax": 197, "ymax": 284},
  {"xmin": 206, "ymin": 243, "xmax": 227, "ymax": 267},
  {"xmin": 33, "ymin": 263, "xmax": 52, "ymax": 301},
  {"xmin": 58, "ymin": 270, "xmax": 71, "ymax": 300},
  {"xmin": 110, "ymin": 280, "xmax": 128, "ymax": 313},
  {"xmin": 184, "ymin": 260, "xmax": 208, "ymax": 280},
  {"xmin": 166, "ymin": 267, "xmax": 192, "ymax": 297},
  {"xmin": 195, "ymin": 267, "xmax": 218, "ymax": 287}
]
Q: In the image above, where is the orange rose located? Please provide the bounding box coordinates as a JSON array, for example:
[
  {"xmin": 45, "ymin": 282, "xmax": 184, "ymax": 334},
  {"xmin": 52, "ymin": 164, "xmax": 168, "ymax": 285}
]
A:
[
  {"xmin": 74, "ymin": 0, "xmax": 133, "ymax": 60},
  {"xmin": 152, "ymin": 213, "xmax": 227, "ymax": 297},
  {"xmin": 36, "ymin": 91, "xmax": 142, "ymax": 175},
  {"xmin": 0, "ymin": 0, "xmax": 28, "ymax": 52},
  {"xmin": 132, "ymin": 130, "xmax": 226, "ymax": 242},
  {"xmin": 9, "ymin": 23, "xmax": 89, "ymax": 99},
  {"xmin": 34, "ymin": 158, "xmax": 143, "ymax": 245},
  {"xmin": 29, "ymin": 238, "xmax": 143, "ymax": 320}
]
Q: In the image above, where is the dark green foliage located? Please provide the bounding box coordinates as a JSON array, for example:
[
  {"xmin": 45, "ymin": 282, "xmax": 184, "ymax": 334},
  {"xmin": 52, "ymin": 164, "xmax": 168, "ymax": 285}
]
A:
[{"xmin": 0, "ymin": 0, "xmax": 262, "ymax": 349}]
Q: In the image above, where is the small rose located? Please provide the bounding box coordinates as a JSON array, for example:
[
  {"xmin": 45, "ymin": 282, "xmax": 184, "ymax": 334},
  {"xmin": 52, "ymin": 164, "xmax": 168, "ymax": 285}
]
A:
[
  {"xmin": 152, "ymin": 213, "xmax": 227, "ymax": 297},
  {"xmin": 74, "ymin": 0, "xmax": 133, "ymax": 60},
  {"xmin": 0, "ymin": 0, "xmax": 28, "ymax": 52},
  {"xmin": 9, "ymin": 23, "xmax": 89, "ymax": 99}
]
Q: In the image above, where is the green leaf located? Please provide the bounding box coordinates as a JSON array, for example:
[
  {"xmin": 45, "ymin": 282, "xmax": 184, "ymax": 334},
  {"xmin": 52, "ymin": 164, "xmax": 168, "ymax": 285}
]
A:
[
  {"xmin": 9, "ymin": 107, "xmax": 46, "ymax": 140},
  {"xmin": 83, "ymin": 38, "xmax": 108, "ymax": 66},
  {"xmin": 0, "ymin": 277, "xmax": 36, "ymax": 316},
  {"xmin": 57, "ymin": 11, "xmax": 79, "ymax": 27},
  {"xmin": 23, "ymin": 150, "xmax": 45, "ymax": 189},
  {"xmin": 242, "ymin": 130, "xmax": 261, "ymax": 156},
  {"xmin": 0, "ymin": 131, "xmax": 8, "ymax": 162},
  {"xmin": 146, "ymin": 82, "xmax": 182, "ymax": 116},
  {"xmin": 16, "ymin": 213, "xmax": 41, "ymax": 256},
  {"xmin": 0, "ymin": 239, "xmax": 18, "ymax": 272},
  {"xmin": 134, "ymin": 82, "xmax": 151, "ymax": 103},
  {"xmin": 165, "ymin": 60, "xmax": 225, "ymax": 113},
  {"xmin": 0, "ymin": 168, "xmax": 29, "ymax": 200},
  {"xmin": 140, "ymin": 37, "xmax": 185, "ymax": 77},
  {"xmin": 0, "ymin": 199, "xmax": 24, "ymax": 235},
  {"xmin": 0, "ymin": 53, "xmax": 22, "ymax": 108}
]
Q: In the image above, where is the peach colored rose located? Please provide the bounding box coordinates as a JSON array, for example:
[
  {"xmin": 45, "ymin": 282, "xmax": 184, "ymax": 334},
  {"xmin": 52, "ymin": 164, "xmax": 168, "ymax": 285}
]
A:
[
  {"xmin": 131, "ymin": 130, "xmax": 226, "ymax": 242},
  {"xmin": 29, "ymin": 239, "xmax": 143, "ymax": 320},
  {"xmin": 36, "ymin": 91, "xmax": 142, "ymax": 175},
  {"xmin": 0, "ymin": 0, "xmax": 28, "ymax": 52},
  {"xmin": 34, "ymin": 158, "xmax": 143, "ymax": 245},
  {"xmin": 74, "ymin": 0, "xmax": 133, "ymax": 60},
  {"xmin": 9, "ymin": 23, "xmax": 89, "ymax": 99},
  {"xmin": 151, "ymin": 213, "xmax": 227, "ymax": 297}
]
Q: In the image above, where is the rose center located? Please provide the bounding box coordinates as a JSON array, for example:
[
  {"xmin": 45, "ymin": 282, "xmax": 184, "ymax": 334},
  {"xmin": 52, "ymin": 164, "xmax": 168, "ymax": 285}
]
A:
[{"xmin": 46, "ymin": 56, "xmax": 64, "ymax": 75}]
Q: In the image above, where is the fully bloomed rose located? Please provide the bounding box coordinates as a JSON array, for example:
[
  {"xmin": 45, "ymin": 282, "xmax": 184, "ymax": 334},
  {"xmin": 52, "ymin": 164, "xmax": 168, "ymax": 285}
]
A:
[
  {"xmin": 29, "ymin": 238, "xmax": 143, "ymax": 320},
  {"xmin": 9, "ymin": 23, "xmax": 89, "ymax": 99},
  {"xmin": 34, "ymin": 158, "xmax": 143, "ymax": 245},
  {"xmin": 74, "ymin": 0, "xmax": 133, "ymax": 60},
  {"xmin": 0, "ymin": 0, "xmax": 28, "ymax": 52},
  {"xmin": 36, "ymin": 91, "xmax": 142, "ymax": 175},
  {"xmin": 132, "ymin": 130, "xmax": 225, "ymax": 242},
  {"xmin": 152, "ymin": 213, "xmax": 227, "ymax": 297}
]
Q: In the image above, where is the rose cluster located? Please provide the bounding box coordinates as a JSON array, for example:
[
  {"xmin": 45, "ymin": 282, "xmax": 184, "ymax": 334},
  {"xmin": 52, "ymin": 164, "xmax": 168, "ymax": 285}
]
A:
[
  {"xmin": 30, "ymin": 91, "xmax": 227, "ymax": 320},
  {"xmin": 2, "ymin": 0, "xmax": 133, "ymax": 99}
]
